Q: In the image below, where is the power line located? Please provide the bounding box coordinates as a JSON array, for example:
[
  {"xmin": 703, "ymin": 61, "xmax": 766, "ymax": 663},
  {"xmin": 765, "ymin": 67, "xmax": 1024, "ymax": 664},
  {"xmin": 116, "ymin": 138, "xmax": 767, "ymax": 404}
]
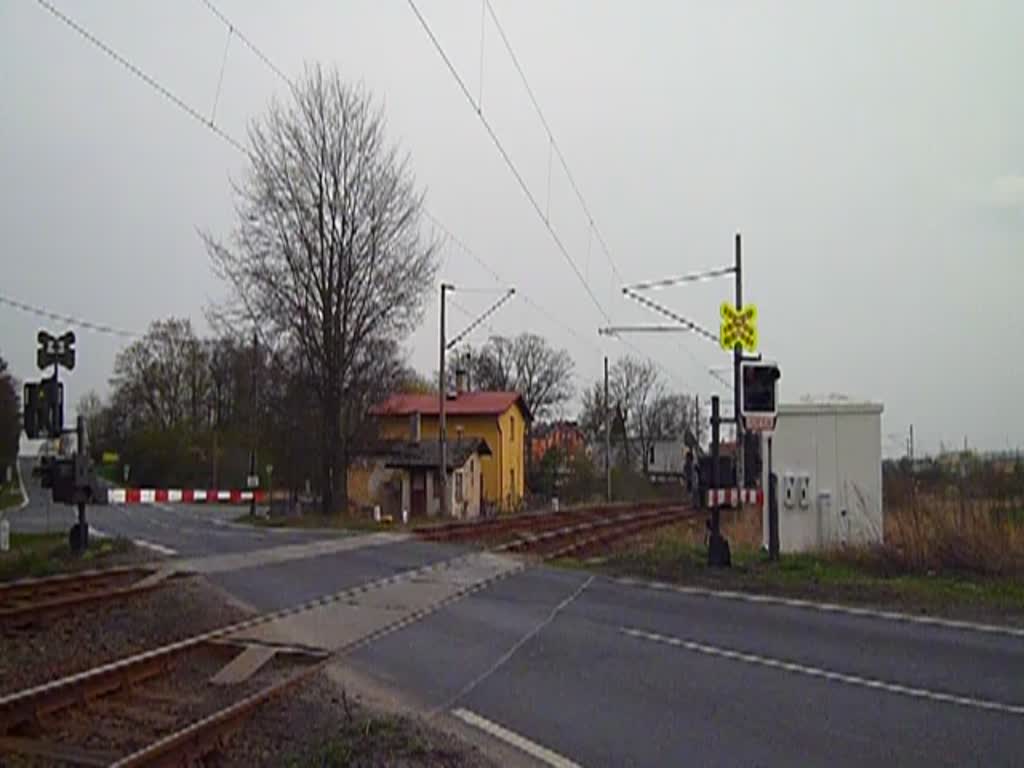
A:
[
  {"xmin": 0, "ymin": 293, "xmax": 140, "ymax": 338},
  {"xmin": 35, "ymin": 0, "xmax": 247, "ymax": 154},
  {"xmin": 37, "ymin": 0, "xmax": 697, "ymax": 395},
  {"xmin": 405, "ymin": 0, "xmax": 611, "ymax": 325},
  {"xmin": 483, "ymin": 0, "xmax": 624, "ymax": 283},
  {"xmin": 200, "ymin": 0, "xmax": 293, "ymax": 90}
]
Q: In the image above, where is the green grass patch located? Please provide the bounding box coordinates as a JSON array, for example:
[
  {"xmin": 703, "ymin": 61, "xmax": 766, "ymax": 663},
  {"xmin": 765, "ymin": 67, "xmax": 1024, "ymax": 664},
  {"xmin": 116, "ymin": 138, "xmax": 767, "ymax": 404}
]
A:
[
  {"xmin": 0, "ymin": 481, "xmax": 24, "ymax": 511},
  {"xmin": 567, "ymin": 528, "xmax": 1024, "ymax": 621},
  {"xmin": 0, "ymin": 532, "xmax": 133, "ymax": 582}
]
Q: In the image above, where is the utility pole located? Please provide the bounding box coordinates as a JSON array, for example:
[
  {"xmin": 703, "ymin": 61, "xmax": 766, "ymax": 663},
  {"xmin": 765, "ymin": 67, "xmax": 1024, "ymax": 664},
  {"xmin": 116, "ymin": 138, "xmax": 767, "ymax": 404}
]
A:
[
  {"xmin": 733, "ymin": 232, "xmax": 744, "ymax": 495},
  {"xmin": 708, "ymin": 395, "xmax": 730, "ymax": 566},
  {"xmin": 249, "ymin": 328, "xmax": 258, "ymax": 518},
  {"xmin": 604, "ymin": 355, "xmax": 611, "ymax": 502},
  {"xmin": 909, "ymin": 424, "xmax": 915, "ymax": 462},
  {"xmin": 439, "ymin": 283, "xmax": 453, "ymax": 517}
]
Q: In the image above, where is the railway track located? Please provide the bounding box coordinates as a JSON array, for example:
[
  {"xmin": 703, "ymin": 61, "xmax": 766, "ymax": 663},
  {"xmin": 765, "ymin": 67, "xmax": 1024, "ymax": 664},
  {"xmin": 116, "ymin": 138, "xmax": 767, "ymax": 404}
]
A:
[
  {"xmin": 0, "ymin": 552, "xmax": 522, "ymax": 766},
  {"xmin": 0, "ymin": 505, "xmax": 691, "ymax": 763},
  {"xmin": 415, "ymin": 501, "xmax": 675, "ymax": 544},
  {"xmin": 496, "ymin": 505, "xmax": 693, "ymax": 559},
  {"xmin": 0, "ymin": 566, "xmax": 172, "ymax": 626},
  {"xmin": 0, "ymin": 634, "xmax": 325, "ymax": 766}
]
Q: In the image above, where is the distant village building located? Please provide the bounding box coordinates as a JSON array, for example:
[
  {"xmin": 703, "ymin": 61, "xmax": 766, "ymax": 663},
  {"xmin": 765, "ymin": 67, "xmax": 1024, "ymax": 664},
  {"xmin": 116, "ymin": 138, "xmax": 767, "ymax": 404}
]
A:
[{"xmin": 531, "ymin": 421, "xmax": 586, "ymax": 464}]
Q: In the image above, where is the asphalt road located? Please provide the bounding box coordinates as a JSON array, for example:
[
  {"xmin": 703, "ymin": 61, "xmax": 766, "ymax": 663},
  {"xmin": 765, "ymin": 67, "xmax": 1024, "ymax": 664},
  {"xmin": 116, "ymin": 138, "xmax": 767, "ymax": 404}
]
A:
[
  {"xmin": 226, "ymin": 545, "xmax": 1024, "ymax": 766},
  {"xmin": 10, "ymin": 458, "xmax": 1023, "ymax": 765},
  {"xmin": 6, "ymin": 458, "xmax": 341, "ymax": 557}
]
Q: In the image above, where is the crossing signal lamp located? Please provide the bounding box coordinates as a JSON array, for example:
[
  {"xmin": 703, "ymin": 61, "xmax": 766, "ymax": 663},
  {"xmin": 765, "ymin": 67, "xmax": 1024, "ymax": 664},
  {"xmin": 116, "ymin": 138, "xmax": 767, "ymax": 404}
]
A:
[{"xmin": 741, "ymin": 362, "xmax": 781, "ymax": 433}]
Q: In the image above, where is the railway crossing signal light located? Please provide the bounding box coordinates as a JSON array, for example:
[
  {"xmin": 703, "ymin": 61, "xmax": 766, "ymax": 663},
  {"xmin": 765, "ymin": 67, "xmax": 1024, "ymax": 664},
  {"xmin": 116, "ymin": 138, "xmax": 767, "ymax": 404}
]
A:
[{"xmin": 23, "ymin": 378, "xmax": 64, "ymax": 439}]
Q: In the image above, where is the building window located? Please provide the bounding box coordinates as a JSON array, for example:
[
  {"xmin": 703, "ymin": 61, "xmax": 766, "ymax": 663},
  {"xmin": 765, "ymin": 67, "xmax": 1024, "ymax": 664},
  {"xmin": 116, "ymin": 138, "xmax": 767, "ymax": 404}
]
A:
[
  {"xmin": 455, "ymin": 471, "xmax": 464, "ymax": 503},
  {"xmin": 510, "ymin": 416, "xmax": 515, "ymax": 441},
  {"xmin": 649, "ymin": 445, "xmax": 656, "ymax": 464}
]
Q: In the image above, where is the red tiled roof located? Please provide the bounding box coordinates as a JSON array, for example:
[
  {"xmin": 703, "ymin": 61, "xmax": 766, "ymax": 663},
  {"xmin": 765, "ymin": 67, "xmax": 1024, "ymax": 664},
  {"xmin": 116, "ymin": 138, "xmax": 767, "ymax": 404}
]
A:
[{"xmin": 369, "ymin": 391, "xmax": 530, "ymax": 420}]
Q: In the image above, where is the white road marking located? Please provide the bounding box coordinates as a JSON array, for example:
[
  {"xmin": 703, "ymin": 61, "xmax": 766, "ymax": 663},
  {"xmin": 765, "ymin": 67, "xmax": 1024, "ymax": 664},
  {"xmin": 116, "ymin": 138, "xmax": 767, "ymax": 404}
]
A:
[
  {"xmin": 620, "ymin": 626, "xmax": 1024, "ymax": 716},
  {"xmin": 16, "ymin": 462, "xmax": 29, "ymax": 510},
  {"xmin": 131, "ymin": 539, "xmax": 178, "ymax": 556},
  {"xmin": 612, "ymin": 576, "xmax": 1024, "ymax": 639},
  {"xmin": 442, "ymin": 575, "xmax": 594, "ymax": 711},
  {"xmin": 452, "ymin": 708, "xmax": 582, "ymax": 768}
]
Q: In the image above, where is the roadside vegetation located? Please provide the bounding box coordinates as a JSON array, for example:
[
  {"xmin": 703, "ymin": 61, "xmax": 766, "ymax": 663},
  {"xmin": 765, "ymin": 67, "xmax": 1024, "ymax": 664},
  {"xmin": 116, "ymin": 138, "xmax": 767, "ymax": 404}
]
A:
[
  {"xmin": 569, "ymin": 455, "xmax": 1024, "ymax": 623},
  {"xmin": 0, "ymin": 532, "xmax": 135, "ymax": 582},
  {"xmin": 0, "ymin": 479, "xmax": 23, "ymax": 511},
  {"xmin": 285, "ymin": 706, "xmax": 479, "ymax": 768}
]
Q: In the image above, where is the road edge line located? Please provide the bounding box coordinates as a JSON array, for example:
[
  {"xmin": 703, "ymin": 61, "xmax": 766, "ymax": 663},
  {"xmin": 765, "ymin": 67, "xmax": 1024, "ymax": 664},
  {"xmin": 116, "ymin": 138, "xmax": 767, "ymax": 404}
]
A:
[
  {"xmin": 451, "ymin": 708, "xmax": 582, "ymax": 768},
  {"xmin": 609, "ymin": 576, "xmax": 1024, "ymax": 639}
]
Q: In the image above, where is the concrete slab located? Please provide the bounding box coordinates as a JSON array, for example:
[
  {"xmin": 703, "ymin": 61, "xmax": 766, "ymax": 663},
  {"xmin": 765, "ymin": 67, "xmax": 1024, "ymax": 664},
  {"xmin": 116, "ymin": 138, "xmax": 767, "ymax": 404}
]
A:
[
  {"xmin": 210, "ymin": 645, "xmax": 278, "ymax": 686},
  {"xmin": 227, "ymin": 552, "xmax": 522, "ymax": 653}
]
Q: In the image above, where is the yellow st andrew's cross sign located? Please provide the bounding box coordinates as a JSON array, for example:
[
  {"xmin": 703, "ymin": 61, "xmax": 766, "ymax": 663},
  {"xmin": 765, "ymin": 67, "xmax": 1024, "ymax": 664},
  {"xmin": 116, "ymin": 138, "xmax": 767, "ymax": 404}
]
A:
[{"xmin": 719, "ymin": 302, "xmax": 758, "ymax": 352}]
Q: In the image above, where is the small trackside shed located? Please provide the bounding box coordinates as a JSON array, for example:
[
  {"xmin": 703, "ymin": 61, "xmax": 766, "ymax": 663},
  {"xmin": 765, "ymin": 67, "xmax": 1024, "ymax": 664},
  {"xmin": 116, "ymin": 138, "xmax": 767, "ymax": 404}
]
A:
[{"xmin": 761, "ymin": 401, "xmax": 884, "ymax": 553}]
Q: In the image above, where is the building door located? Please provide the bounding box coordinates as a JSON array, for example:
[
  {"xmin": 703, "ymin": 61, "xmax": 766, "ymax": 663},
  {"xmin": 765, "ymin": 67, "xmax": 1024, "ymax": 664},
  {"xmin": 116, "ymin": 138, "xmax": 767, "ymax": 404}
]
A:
[{"xmin": 411, "ymin": 471, "xmax": 426, "ymax": 517}]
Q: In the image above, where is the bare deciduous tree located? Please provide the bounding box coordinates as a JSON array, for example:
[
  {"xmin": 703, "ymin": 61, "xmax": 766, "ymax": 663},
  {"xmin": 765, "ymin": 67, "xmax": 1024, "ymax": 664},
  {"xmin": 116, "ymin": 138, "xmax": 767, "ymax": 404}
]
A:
[
  {"xmin": 459, "ymin": 333, "xmax": 574, "ymax": 421},
  {"xmin": 204, "ymin": 66, "xmax": 437, "ymax": 514},
  {"xmin": 110, "ymin": 318, "xmax": 207, "ymax": 433}
]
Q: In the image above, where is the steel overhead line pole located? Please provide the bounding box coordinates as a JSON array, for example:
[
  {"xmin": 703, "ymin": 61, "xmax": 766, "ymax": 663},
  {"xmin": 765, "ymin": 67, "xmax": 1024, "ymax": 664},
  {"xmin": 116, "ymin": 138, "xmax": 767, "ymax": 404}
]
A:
[
  {"xmin": 249, "ymin": 328, "xmax": 258, "ymax": 518},
  {"xmin": 439, "ymin": 283, "xmax": 453, "ymax": 518},
  {"xmin": 604, "ymin": 355, "xmax": 611, "ymax": 502},
  {"xmin": 734, "ymin": 233, "xmax": 744, "ymax": 496}
]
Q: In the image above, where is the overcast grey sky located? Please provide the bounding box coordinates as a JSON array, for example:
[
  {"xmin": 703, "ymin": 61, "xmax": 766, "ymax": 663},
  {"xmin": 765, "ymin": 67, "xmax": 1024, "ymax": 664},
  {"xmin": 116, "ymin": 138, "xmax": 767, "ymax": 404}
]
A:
[{"xmin": 2, "ymin": 1, "xmax": 1021, "ymax": 457}]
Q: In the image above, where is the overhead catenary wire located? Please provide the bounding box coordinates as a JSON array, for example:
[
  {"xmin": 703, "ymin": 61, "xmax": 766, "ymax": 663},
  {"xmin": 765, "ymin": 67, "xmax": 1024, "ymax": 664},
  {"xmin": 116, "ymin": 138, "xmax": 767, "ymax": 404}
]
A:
[
  {"xmin": 405, "ymin": 0, "xmax": 612, "ymax": 325},
  {"xmin": 483, "ymin": 0, "xmax": 624, "ymax": 283},
  {"xmin": 0, "ymin": 293, "xmax": 140, "ymax": 338},
  {"xmin": 38, "ymin": 0, "xmax": 699, "ymax": 396},
  {"xmin": 35, "ymin": 0, "xmax": 247, "ymax": 153}
]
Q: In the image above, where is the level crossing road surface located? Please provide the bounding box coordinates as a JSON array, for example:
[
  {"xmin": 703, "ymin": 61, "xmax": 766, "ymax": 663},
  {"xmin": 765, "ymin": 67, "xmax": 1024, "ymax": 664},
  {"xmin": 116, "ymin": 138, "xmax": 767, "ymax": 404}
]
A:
[{"xmin": 214, "ymin": 542, "xmax": 1024, "ymax": 767}]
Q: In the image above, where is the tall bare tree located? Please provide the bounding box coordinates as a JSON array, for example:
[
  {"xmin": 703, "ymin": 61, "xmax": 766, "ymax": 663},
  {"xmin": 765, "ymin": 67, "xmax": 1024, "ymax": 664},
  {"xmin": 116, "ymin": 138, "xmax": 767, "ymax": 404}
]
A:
[
  {"xmin": 458, "ymin": 333, "xmax": 574, "ymax": 421},
  {"xmin": 204, "ymin": 66, "xmax": 437, "ymax": 514},
  {"xmin": 110, "ymin": 318, "xmax": 207, "ymax": 433}
]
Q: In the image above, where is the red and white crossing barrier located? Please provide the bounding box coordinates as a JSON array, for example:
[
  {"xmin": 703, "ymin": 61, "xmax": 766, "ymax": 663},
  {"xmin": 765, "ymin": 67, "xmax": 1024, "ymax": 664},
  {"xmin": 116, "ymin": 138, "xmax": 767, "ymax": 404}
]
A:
[
  {"xmin": 106, "ymin": 488, "xmax": 267, "ymax": 505},
  {"xmin": 706, "ymin": 488, "xmax": 763, "ymax": 507}
]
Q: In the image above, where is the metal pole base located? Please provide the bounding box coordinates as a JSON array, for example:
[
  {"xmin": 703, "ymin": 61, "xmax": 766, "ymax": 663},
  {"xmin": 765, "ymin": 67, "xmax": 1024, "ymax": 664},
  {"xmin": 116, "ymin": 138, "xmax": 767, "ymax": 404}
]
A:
[
  {"xmin": 69, "ymin": 522, "xmax": 89, "ymax": 554},
  {"xmin": 708, "ymin": 532, "xmax": 731, "ymax": 568}
]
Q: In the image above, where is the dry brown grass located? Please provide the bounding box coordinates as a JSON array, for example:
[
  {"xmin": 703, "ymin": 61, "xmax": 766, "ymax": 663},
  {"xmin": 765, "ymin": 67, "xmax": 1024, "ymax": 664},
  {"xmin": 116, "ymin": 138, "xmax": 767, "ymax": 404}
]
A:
[{"xmin": 875, "ymin": 494, "xmax": 1024, "ymax": 578}]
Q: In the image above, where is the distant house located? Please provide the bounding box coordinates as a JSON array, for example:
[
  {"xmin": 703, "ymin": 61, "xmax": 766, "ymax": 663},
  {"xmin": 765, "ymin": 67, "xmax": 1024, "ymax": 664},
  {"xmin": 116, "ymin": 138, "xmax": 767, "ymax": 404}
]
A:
[
  {"xmin": 531, "ymin": 421, "xmax": 586, "ymax": 464},
  {"xmin": 349, "ymin": 438, "xmax": 491, "ymax": 519},
  {"xmin": 369, "ymin": 389, "xmax": 530, "ymax": 512}
]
